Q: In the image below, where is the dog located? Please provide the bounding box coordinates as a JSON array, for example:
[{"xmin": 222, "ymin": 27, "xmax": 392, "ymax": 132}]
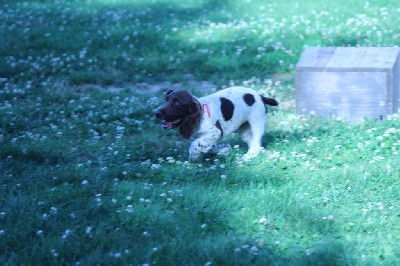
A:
[{"xmin": 155, "ymin": 87, "xmax": 278, "ymax": 161}]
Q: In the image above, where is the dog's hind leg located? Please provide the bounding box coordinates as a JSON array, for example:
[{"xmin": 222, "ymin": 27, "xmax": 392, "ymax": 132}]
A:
[
  {"xmin": 237, "ymin": 122, "xmax": 252, "ymax": 147},
  {"xmin": 242, "ymin": 112, "xmax": 266, "ymax": 161}
]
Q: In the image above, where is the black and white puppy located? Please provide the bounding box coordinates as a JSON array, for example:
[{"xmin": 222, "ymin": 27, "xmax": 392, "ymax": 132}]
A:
[{"xmin": 155, "ymin": 87, "xmax": 278, "ymax": 161}]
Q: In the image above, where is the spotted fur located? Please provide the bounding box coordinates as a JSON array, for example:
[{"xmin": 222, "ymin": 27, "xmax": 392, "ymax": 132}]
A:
[
  {"xmin": 155, "ymin": 86, "xmax": 278, "ymax": 161},
  {"xmin": 220, "ymin": 97, "xmax": 234, "ymax": 121},
  {"xmin": 243, "ymin": 93, "xmax": 255, "ymax": 106}
]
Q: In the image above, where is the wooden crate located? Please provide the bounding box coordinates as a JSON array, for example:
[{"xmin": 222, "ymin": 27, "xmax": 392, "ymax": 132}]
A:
[{"xmin": 296, "ymin": 47, "xmax": 400, "ymax": 122}]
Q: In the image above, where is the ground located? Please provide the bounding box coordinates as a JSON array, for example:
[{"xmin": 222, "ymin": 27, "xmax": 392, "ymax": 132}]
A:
[{"xmin": 1, "ymin": 0, "xmax": 400, "ymax": 265}]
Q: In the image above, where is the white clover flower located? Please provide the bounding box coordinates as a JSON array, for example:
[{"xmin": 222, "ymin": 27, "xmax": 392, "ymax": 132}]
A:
[
  {"xmin": 386, "ymin": 128, "xmax": 397, "ymax": 134},
  {"xmin": 259, "ymin": 217, "xmax": 267, "ymax": 224},
  {"xmin": 151, "ymin": 164, "xmax": 161, "ymax": 170},
  {"xmin": 257, "ymin": 47, "xmax": 266, "ymax": 53},
  {"xmin": 85, "ymin": 227, "xmax": 92, "ymax": 234},
  {"xmin": 82, "ymin": 180, "xmax": 88, "ymax": 185},
  {"xmin": 126, "ymin": 205, "xmax": 133, "ymax": 213},
  {"xmin": 323, "ymin": 215, "xmax": 334, "ymax": 220},
  {"xmin": 62, "ymin": 229, "xmax": 71, "ymax": 239},
  {"xmin": 51, "ymin": 249, "xmax": 58, "ymax": 257},
  {"xmin": 250, "ymin": 246, "xmax": 259, "ymax": 254}
]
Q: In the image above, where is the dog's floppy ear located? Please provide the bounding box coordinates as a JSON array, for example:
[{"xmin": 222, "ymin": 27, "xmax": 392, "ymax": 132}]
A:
[
  {"xmin": 179, "ymin": 99, "xmax": 202, "ymax": 139},
  {"xmin": 164, "ymin": 89, "xmax": 174, "ymax": 101}
]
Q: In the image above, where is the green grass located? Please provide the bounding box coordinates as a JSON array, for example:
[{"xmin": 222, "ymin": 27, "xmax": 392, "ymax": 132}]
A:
[{"xmin": 1, "ymin": 0, "xmax": 400, "ymax": 265}]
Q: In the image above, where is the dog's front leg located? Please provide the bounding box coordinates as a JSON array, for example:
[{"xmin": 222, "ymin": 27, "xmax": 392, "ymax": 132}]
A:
[{"xmin": 189, "ymin": 131, "xmax": 220, "ymax": 161}]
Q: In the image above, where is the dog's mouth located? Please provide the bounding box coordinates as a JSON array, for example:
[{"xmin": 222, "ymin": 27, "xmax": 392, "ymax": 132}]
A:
[{"xmin": 162, "ymin": 118, "xmax": 181, "ymax": 129}]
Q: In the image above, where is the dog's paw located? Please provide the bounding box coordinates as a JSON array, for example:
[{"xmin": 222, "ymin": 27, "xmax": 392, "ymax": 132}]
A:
[
  {"xmin": 189, "ymin": 153, "xmax": 201, "ymax": 162},
  {"xmin": 208, "ymin": 143, "xmax": 232, "ymax": 156},
  {"xmin": 242, "ymin": 154, "xmax": 253, "ymax": 161},
  {"xmin": 242, "ymin": 150, "xmax": 261, "ymax": 161}
]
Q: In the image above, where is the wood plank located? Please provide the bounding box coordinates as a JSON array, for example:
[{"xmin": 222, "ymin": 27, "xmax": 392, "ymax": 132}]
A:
[
  {"xmin": 390, "ymin": 52, "xmax": 400, "ymax": 112},
  {"xmin": 324, "ymin": 47, "xmax": 368, "ymax": 71},
  {"xmin": 295, "ymin": 46, "xmax": 400, "ymax": 122},
  {"xmin": 296, "ymin": 71, "xmax": 387, "ymax": 122},
  {"xmin": 358, "ymin": 47, "xmax": 400, "ymax": 72},
  {"xmin": 296, "ymin": 47, "xmax": 335, "ymax": 71}
]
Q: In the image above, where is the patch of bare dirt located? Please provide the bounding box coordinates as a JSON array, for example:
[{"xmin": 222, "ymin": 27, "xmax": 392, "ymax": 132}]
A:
[
  {"xmin": 271, "ymin": 73, "xmax": 294, "ymax": 83},
  {"xmin": 73, "ymin": 79, "xmax": 217, "ymax": 96},
  {"xmin": 131, "ymin": 80, "xmax": 217, "ymax": 96}
]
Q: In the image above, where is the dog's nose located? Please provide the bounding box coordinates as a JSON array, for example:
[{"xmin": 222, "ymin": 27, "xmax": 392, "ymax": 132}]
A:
[{"xmin": 155, "ymin": 109, "xmax": 163, "ymax": 119}]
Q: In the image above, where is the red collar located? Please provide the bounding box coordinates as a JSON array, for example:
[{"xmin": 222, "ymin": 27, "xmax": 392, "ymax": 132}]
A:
[{"xmin": 203, "ymin": 104, "xmax": 211, "ymax": 118}]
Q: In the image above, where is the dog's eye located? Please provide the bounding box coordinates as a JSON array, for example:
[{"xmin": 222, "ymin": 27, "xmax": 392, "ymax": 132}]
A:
[{"xmin": 173, "ymin": 99, "xmax": 181, "ymax": 107}]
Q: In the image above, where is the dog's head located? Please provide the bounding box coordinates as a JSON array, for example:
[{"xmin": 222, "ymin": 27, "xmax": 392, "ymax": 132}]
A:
[{"xmin": 155, "ymin": 89, "xmax": 202, "ymax": 139}]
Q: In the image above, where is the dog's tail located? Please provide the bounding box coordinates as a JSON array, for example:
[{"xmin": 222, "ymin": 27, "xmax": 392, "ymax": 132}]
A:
[{"xmin": 261, "ymin": 96, "xmax": 279, "ymax": 107}]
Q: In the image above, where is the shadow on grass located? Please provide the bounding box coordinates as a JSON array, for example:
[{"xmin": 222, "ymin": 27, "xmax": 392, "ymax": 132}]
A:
[
  {"xmin": 0, "ymin": 1, "xmax": 372, "ymax": 264},
  {"xmin": 3, "ymin": 0, "xmax": 282, "ymax": 85}
]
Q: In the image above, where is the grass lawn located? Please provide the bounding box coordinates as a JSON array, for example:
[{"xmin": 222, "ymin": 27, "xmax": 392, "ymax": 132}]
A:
[{"xmin": 1, "ymin": 0, "xmax": 400, "ymax": 264}]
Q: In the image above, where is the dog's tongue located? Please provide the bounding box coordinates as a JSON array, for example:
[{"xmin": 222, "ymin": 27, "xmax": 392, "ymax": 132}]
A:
[
  {"xmin": 162, "ymin": 119, "xmax": 180, "ymax": 129},
  {"xmin": 162, "ymin": 121, "xmax": 174, "ymax": 129}
]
